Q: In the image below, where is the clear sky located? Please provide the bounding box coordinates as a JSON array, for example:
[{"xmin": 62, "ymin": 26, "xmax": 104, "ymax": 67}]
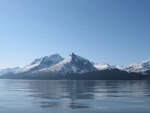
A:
[{"xmin": 0, "ymin": 0, "xmax": 150, "ymax": 68}]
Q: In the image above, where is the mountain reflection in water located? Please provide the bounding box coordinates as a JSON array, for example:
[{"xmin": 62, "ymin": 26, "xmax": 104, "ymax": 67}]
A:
[{"xmin": 0, "ymin": 80, "xmax": 150, "ymax": 113}]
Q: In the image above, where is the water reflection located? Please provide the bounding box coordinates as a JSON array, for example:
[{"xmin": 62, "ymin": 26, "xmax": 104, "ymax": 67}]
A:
[
  {"xmin": 21, "ymin": 80, "xmax": 150, "ymax": 109},
  {"xmin": 26, "ymin": 80, "xmax": 150, "ymax": 97},
  {"xmin": 1, "ymin": 80, "xmax": 150, "ymax": 111},
  {"xmin": 34, "ymin": 101, "xmax": 90, "ymax": 109}
]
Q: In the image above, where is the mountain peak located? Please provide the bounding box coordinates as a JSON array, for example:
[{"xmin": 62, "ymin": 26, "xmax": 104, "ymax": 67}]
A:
[
  {"xmin": 31, "ymin": 54, "xmax": 63, "ymax": 64},
  {"xmin": 48, "ymin": 54, "xmax": 61, "ymax": 57},
  {"xmin": 40, "ymin": 53, "xmax": 97, "ymax": 74},
  {"xmin": 94, "ymin": 63, "xmax": 111, "ymax": 70},
  {"xmin": 69, "ymin": 52, "xmax": 76, "ymax": 57},
  {"xmin": 17, "ymin": 54, "xmax": 64, "ymax": 73},
  {"xmin": 125, "ymin": 58, "xmax": 150, "ymax": 73}
]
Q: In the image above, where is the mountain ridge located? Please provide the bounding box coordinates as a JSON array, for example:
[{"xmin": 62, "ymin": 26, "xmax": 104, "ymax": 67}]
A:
[
  {"xmin": 0, "ymin": 53, "xmax": 150, "ymax": 78},
  {"xmin": 16, "ymin": 54, "xmax": 64, "ymax": 73},
  {"xmin": 34, "ymin": 52, "xmax": 97, "ymax": 74},
  {"xmin": 124, "ymin": 59, "xmax": 150, "ymax": 73},
  {"xmin": 0, "ymin": 67, "xmax": 20, "ymax": 76}
]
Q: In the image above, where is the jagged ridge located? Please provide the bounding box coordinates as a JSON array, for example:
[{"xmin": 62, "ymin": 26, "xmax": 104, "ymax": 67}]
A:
[{"xmin": 37, "ymin": 53, "xmax": 97, "ymax": 74}]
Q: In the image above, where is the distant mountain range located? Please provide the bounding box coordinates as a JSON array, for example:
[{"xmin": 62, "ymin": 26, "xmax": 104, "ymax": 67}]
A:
[
  {"xmin": 0, "ymin": 67, "xmax": 20, "ymax": 76},
  {"xmin": 94, "ymin": 63, "xmax": 124, "ymax": 70},
  {"xmin": 1, "ymin": 53, "xmax": 150, "ymax": 80},
  {"xmin": 124, "ymin": 59, "xmax": 150, "ymax": 73}
]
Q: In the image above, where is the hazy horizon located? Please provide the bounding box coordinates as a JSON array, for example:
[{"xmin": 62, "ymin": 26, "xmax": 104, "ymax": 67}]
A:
[{"xmin": 0, "ymin": 0, "xmax": 150, "ymax": 68}]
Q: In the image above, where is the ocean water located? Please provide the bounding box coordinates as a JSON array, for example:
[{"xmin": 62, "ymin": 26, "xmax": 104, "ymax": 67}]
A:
[{"xmin": 0, "ymin": 80, "xmax": 150, "ymax": 113}]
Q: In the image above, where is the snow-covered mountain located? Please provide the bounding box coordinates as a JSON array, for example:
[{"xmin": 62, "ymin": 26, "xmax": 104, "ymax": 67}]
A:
[
  {"xmin": 38, "ymin": 53, "xmax": 97, "ymax": 74},
  {"xmin": 94, "ymin": 63, "xmax": 111, "ymax": 70},
  {"xmin": 16, "ymin": 54, "xmax": 64, "ymax": 73},
  {"xmin": 1, "ymin": 53, "xmax": 150, "ymax": 79},
  {"xmin": 94, "ymin": 63, "xmax": 124, "ymax": 70},
  {"xmin": 124, "ymin": 59, "xmax": 150, "ymax": 73},
  {"xmin": 0, "ymin": 67, "xmax": 20, "ymax": 75},
  {"xmin": 114, "ymin": 65, "xmax": 124, "ymax": 70},
  {"xmin": 3, "ymin": 53, "xmax": 150, "ymax": 76}
]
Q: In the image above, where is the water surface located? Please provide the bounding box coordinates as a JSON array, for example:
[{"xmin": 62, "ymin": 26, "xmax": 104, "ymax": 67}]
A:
[{"xmin": 0, "ymin": 80, "xmax": 150, "ymax": 113}]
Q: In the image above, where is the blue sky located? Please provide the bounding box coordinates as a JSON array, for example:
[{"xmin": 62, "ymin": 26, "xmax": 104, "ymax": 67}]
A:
[{"xmin": 0, "ymin": 0, "xmax": 150, "ymax": 68}]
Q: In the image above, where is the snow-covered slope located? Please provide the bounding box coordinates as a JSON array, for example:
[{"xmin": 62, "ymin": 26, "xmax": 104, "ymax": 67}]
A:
[
  {"xmin": 17, "ymin": 54, "xmax": 64, "ymax": 73},
  {"xmin": 38, "ymin": 53, "xmax": 97, "ymax": 74},
  {"xmin": 0, "ymin": 67, "xmax": 20, "ymax": 75},
  {"xmin": 94, "ymin": 63, "xmax": 124, "ymax": 70},
  {"xmin": 114, "ymin": 65, "xmax": 124, "ymax": 70},
  {"xmin": 94, "ymin": 63, "xmax": 111, "ymax": 70},
  {"xmin": 124, "ymin": 59, "xmax": 150, "ymax": 73}
]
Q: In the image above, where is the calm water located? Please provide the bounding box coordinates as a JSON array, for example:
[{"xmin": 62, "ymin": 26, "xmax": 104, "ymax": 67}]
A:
[{"xmin": 0, "ymin": 80, "xmax": 150, "ymax": 113}]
